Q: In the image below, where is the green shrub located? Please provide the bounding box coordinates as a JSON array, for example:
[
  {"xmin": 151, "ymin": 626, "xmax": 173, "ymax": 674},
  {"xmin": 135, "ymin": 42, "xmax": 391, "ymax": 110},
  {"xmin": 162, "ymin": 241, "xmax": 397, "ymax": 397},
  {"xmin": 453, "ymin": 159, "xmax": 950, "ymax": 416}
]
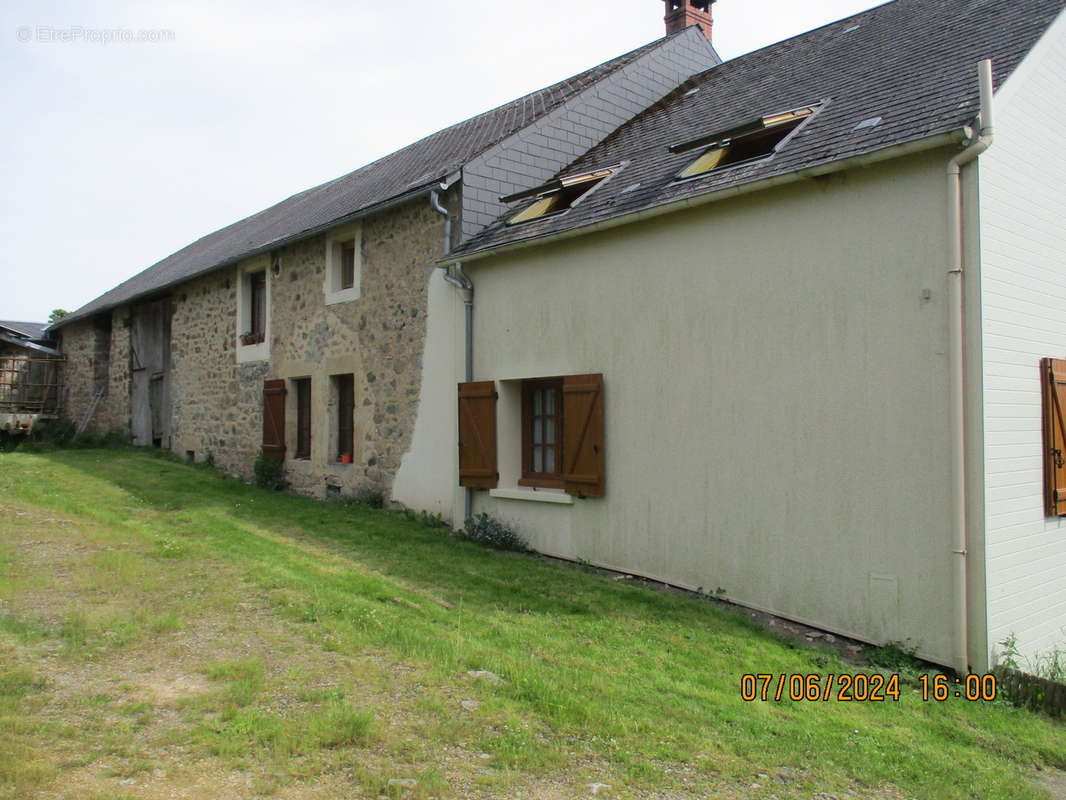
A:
[
  {"xmin": 353, "ymin": 487, "xmax": 385, "ymax": 509},
  {"xmin": 33, "ymin": 418, "xmax": 77, "ymax": 446},
  {"xmin": 868, "ymin": 640, "xmax": 922, "ymax": 671},
  {"xmin": 252, "ymin": 450, "xmax": 285, "ymax": 490},
  {"xmin": 460, "ymin": 513, "xmax": 528, "ymax": 552},
  {"xmin": 14, "ymin": 420, "xmax": 129, "ymax": 452},
  {"xmin": 421, "ymin": 510, "xmax": 447, "ymax": 529}
]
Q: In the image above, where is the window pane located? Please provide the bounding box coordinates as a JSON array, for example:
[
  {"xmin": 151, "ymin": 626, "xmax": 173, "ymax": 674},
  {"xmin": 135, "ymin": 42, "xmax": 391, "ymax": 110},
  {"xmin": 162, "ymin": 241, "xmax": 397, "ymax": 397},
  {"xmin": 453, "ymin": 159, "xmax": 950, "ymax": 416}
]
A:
[
  {"xmin": 522, "ymin": 378, "xmax": 565, "ymax": 482},
  {"xmin": 340, "ymin": 241, "xmax": 356, "ymax": 290},
  {"xmin": 250, "ymin": 271, "xmax": 266, "ymax": 335},
  {"xmin": 336, "ymin": 374, "xmax": 354, "ymax": 459},
  {"xmin": 295, "ymin": 378, "xmax": 311, "ymax": 459}
]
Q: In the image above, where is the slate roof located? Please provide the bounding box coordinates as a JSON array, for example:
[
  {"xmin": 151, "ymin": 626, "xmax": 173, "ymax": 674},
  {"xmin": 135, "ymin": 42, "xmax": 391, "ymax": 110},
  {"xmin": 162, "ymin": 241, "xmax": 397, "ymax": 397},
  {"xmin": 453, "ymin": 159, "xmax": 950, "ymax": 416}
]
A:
[
  {"xmin": 0, "ymin": 321, "xmax": 51, "ymax": 341},
  {"xmin": 453, "ymin": 0, "xmax": 1066, "ymax": 259},
  {"xmin": 59, "ymin": 32, "xmax": 683, "ymax": 327}
]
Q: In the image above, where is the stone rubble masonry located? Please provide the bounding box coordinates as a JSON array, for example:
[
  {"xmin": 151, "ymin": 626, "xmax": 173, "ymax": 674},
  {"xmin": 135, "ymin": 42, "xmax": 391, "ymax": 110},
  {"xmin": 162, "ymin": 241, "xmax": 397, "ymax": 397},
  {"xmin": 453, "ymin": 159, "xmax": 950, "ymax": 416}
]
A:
[
  {"xmin": 168, "ymin": 267, "xmax": 246, "ymax": 475},
  {"xmin": 100, "ymin": 317, "xmax": 131, "ymax": 433},
  {"xmin": 59, "ymin": 312, "xmax": 130, "ymax": 435},
  {"xmin": 168, "ymin": 197, "xmax": 443, "ymax": 498},
  {"xmin": 59, "ymin": 319, "xmax": 95, "ymax": 428},
  {"xmin": 59, "ymin": 197, "xmax": 441, "ymax": 502}
]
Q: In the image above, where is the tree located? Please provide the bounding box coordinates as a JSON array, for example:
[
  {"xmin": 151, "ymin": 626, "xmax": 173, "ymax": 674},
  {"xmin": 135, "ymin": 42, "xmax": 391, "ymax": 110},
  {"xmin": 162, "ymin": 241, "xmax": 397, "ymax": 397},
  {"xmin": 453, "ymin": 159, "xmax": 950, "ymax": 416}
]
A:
[{"xmin": 48, "ymin": 309, "xmax": 70, "ymax": 325}]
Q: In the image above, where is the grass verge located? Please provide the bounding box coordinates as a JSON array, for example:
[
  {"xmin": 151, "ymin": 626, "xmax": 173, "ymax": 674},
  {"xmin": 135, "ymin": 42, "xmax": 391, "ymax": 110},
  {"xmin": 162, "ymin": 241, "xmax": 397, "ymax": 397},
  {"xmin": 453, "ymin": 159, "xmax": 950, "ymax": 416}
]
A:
[{"xmin": 0, "ymin": 448, "xmax": 1063, "ymax": 799}]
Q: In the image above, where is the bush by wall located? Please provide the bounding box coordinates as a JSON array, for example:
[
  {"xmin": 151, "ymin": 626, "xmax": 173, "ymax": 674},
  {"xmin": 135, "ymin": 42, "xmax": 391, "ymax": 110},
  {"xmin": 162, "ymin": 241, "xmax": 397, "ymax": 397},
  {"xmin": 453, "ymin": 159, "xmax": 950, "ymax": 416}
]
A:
[
  {"xmin": 252, "ymin": 450, "xmax": 286, "ymax": 490},
  {"xmin": 460, "ymin": 513, "xmax": 528, "ymax": 552}
]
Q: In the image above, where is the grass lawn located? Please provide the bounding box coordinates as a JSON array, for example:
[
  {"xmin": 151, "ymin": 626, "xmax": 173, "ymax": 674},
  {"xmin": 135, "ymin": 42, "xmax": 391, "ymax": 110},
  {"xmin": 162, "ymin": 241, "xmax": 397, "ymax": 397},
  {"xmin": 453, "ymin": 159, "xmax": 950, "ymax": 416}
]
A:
[{"xmin": 0, "ymin": 448, "xmax": 1063, "ymax": 800}]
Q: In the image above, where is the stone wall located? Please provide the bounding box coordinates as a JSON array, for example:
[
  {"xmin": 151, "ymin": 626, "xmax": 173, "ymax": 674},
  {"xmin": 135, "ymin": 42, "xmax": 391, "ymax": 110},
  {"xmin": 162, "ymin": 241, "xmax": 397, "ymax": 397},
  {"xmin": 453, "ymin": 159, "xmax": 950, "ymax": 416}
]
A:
[
  {"xmin": 57, "ymin": 312, "xmax": 129, "ymax": 435},
  {"xmin": 97, "ymin": 313, "xmax": 130, "ymax": 434},
  {"xmin": 58, "ymin": 319, "xmax": 95, "ymax": 427},
  {"xmin": 168, "ymin": 196, "xmax": 443, "ymax": 497},
  {"xmin": 168, "ymin": 269, "xmax": 253, "ymax": 474},
  {"xmin": 58, "ymin": 195, "xmax": 442, "ymax": 497}
]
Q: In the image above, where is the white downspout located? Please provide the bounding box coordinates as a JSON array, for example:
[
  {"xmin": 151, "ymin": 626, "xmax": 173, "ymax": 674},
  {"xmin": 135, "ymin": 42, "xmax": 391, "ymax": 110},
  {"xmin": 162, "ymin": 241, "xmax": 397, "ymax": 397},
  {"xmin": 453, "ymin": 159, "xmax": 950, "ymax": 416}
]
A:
[
  {"xmin": 430, "ymin": 188, "xmax": 475, "ymax": 523},
  {"xmin": 947, "ymin": 59, "xmax": 993, "ymax": 675}
]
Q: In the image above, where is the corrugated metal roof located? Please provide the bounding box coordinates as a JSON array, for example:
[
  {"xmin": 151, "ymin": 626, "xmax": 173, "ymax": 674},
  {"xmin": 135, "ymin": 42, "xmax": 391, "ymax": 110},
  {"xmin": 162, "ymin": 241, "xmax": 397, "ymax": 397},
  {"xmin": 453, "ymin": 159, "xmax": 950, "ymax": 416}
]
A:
[
  {"xmin": 0, "ymin": 321, "xmax": 51, "ymax": 341},
  {"xmin": 453, "ymin": 0, "xmax": 1065, "ymax": 258},
  {"xmin": 0, "ymin": 331, "xmax": 61, "ymax": 356}
]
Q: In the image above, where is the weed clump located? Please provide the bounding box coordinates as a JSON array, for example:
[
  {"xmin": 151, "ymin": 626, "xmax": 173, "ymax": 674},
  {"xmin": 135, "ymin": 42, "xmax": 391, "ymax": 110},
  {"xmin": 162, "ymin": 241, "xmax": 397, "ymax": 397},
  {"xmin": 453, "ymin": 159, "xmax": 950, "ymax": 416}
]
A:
[
  {"xmin": 252, "ymin": 450, "xmax": 285, "ymax": 490},
  {"xmin": 460, "ymin": 513, "xmax": 527, "ymax": 552},
  {"xmin": 868, "ymin": 640, "xmax": 922, "ymax": 671},
  {"xmin": 352, "ymin": 487, "xmax": 385, "ymax": 509}
]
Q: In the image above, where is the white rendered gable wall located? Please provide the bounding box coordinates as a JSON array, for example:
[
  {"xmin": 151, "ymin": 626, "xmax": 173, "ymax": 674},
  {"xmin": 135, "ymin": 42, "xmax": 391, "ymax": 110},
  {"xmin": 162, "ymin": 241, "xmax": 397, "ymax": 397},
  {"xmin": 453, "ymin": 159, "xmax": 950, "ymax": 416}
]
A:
[{"xmin": 979, "ymin": 8, "xmax": 1066, "ymax": 668}]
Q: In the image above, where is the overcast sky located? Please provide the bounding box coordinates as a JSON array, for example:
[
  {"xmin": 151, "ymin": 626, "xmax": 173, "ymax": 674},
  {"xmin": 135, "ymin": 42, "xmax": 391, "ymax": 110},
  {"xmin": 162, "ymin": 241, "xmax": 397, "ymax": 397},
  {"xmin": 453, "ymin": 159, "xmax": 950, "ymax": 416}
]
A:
[{"xmin": 1, "ymin": 0, "xmax": 878, "ymax": 323}]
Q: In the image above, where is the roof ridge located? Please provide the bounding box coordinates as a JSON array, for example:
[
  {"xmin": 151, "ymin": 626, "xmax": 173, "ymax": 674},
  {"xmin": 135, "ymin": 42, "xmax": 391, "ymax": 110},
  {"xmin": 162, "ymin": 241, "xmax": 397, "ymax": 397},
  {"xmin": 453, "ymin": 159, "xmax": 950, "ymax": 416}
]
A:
[
  {"xmin": 252, "ymin": 29, "xmax": 689, "ymax": 207},
  {"xmin": 689, "ymin": 0, "xmax": 897, "ymax": 82},
  {"xmin": 452, "ymin": 0, "xmax": 1064, "ymax": 259},
  {"xmin": 58, "ymin": 27, "xmax": 703, "ymax": 326},
  {"xmin": 244, "ymin": 27, "xmax": 691, "ymax": 207}
]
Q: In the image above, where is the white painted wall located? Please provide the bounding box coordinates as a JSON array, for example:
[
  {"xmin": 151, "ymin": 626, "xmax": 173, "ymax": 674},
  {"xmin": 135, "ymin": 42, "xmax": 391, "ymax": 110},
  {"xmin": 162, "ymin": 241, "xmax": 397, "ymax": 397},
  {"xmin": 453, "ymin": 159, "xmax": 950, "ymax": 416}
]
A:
[
  {"xmin": 979, "ymin": 9, "xmax": 1066, "ymax": 668},
  {"xmin": 391, "ymin": 269, "xmax": 465, "ymax": 520},
  {"xmin": 465, "ymin": 151, "xmax": 960, "ymax": 665}
]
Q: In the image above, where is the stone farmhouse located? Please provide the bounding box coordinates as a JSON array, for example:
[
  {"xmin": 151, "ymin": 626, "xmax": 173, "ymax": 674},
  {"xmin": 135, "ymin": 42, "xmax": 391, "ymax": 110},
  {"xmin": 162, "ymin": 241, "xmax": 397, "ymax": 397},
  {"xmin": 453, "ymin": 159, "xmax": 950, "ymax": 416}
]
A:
[
  {"xmin": 54, "ymin": 8, "xmax": 718, "ymax": 497},
  {"xmin": 56, "ymin": 0, "xmax": 1066, "ymax": 673}
]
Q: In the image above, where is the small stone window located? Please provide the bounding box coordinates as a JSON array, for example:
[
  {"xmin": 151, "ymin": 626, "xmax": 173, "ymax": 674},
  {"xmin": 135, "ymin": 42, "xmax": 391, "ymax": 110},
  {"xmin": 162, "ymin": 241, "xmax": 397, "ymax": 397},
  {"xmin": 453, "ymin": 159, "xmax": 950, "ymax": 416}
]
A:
[
  {"xmin": 339, "ymin": 242, "xmax": 356, "ymax": 290},
  {"xmin": 247, "ymin": 271, "xmax": 266, "ymax": 343},
  {"xmin": 333, "ymin": 373, "xmax": 355, "ymax": 462},
  {"xmin": 294, "ymin": 377, "xmax": 312, "ymax": 460},
  {"xmin": 325, "ymin": 223, "xmax": 362, "ymax": 305},
  {"xmin": 236, "ymin": 257, "xmax": 270, "ymax": 363}
]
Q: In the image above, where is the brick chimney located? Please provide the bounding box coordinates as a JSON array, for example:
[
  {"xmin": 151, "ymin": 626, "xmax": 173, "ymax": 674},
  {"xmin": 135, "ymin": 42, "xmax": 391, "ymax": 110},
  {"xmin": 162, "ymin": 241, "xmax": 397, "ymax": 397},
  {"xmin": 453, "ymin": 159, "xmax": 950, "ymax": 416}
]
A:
[{"xmin": 663, "ymin": 0, "xmax": 715, "ymax": 40}]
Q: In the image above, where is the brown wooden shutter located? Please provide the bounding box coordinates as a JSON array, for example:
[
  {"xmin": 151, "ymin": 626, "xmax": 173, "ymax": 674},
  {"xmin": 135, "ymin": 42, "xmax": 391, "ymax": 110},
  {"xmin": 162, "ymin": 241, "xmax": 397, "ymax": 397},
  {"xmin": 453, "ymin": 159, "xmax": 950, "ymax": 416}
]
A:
[
  {"xmin": 262, "ymin": 378, "xmax": 286, "ymax": 461},
  {"xmin": 562, "ymin": 373, "xmax": 605, "ymax": 497},
  {"xmin": 458, "ymin": 381, "xmax": 498, "ymax": 488},
  {"xmin": 1041, "ymin": 358, "xmax": 1066, "ymax": 516}
]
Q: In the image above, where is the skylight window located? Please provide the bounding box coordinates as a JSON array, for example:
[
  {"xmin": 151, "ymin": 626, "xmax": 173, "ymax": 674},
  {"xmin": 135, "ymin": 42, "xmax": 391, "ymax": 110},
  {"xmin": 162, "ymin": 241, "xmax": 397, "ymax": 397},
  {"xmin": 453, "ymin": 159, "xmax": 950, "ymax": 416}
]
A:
[
  {"xmin": 504, "ymin": 167, "xmax": 618, "ymax": 225},
  {"xmin": 673, "ymin": 106, "xmax": 817, "ymax": 180}
]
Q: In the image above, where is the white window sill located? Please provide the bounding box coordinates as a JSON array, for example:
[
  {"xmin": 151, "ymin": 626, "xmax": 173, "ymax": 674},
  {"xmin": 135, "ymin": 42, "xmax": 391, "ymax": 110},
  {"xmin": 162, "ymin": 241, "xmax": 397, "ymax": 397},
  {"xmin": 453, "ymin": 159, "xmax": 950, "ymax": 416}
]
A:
[
  {"xmin": 489, "ymin": 487, "xmax": 573, "ymax": 505},
  {"xmin": 325, "ymin": 287, "xmax": 360, "ymax": 305},
  {"xmin": 236, "ymin": 340, "xmax": 269, "ymax": 363}
]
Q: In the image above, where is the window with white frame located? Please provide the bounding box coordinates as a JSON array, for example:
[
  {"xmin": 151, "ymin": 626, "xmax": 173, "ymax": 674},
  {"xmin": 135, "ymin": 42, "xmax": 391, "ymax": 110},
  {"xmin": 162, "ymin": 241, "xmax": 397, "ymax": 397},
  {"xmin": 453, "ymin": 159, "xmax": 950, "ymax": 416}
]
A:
[
  {"xmin": 236, "ymin": 257, "xmax": 271, "ymax": 363},
  {"xmin": 324, "ymin": 223, "xmax": 362, "ymax": 304}
]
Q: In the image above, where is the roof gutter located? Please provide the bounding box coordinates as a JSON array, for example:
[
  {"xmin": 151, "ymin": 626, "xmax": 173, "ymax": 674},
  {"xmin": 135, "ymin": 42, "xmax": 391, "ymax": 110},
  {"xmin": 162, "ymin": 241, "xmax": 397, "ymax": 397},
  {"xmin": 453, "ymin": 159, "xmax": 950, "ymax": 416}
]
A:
[
  {"xmin": 439, "ymin": 129, "xmax": 971, "ymax": 269},
  {"xmin": 54, "ymin": 179, "xmax": 454, "ymax": 330}
]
